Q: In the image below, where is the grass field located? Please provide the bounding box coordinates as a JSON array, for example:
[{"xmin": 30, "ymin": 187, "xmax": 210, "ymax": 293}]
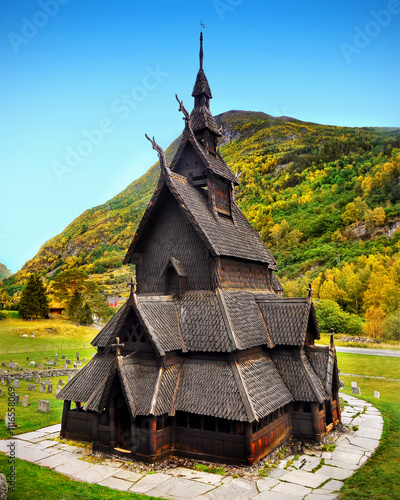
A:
[{"xmin": 317, "ymin": 333, "xmax": 400, "ymax": 350}]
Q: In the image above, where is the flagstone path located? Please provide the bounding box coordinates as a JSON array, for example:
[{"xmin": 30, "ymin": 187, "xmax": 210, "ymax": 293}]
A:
[{"xmin": 0, "ymin": 393, "xmax": 383, "ymax": 499}]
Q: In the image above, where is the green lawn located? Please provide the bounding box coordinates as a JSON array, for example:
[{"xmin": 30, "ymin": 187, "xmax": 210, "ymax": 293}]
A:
[
  {"xmin": 340, "ymin": 375, "xmax": 399, "ymax": 500},
  {"xmin": 337, "ymin": 352, "xmax": 400, "ymax": 380}
]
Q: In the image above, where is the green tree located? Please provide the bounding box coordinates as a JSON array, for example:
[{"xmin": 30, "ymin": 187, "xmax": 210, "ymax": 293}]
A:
[
  {"xmin": 18, "ymin": 275, "xmax": 49, "ymax": 320},
  {"xmin": 80, "ymin": 302, "xmax": 93, "ymax": 325},
  {"xmin": 315, "ymin": 299, "xmax": 363, "ymax": 335},
  {"xmin": 67, "ymin": 291, "xmax": 83, "ymax": 324},
  {"xmin": 52, "ymin": 269, "xmax": 90, "ymax": 303}
]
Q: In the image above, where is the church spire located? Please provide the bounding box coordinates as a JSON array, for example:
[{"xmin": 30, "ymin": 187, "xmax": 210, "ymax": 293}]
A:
[
  {"xmin": 190, "ymin": 32, "xmax": 221, "ymax": 145},
  {"xmin": 199, "ymin": 31, "xmax": 203, "ymax": 70}
]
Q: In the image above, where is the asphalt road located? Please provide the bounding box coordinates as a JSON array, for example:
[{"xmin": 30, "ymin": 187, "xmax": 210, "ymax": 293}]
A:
[{"xmin": 336, "ymin": 346, "xmax": 400, "ymax": 357}]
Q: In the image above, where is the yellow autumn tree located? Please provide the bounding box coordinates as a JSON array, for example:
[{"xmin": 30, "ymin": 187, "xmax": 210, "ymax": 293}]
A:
[{"xmin": 364, "ymin": 306, "xmax": 386, "ymax": 339}]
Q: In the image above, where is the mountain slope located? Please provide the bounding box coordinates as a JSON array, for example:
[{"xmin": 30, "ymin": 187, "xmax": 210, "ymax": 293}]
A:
[
  {"xmin": 2, "ymin": 111, "xmax": 399, "ymax": 302},
  {"xmin": 0, "ymin": 263, "xmax": 12, "ymax": 280}
]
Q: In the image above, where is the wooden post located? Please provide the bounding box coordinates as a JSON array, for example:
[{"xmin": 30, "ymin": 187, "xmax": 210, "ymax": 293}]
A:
[
  {"xmin": 245, "ymin": 422, "xmax": 253, "ymax": 464},
  {"xmin": 311, "ymin": 402, "xmax": 321, "ymax": 442},
  {"xmin": 131, "ymin": 419, "xmax": 137, "ymax": 453},
  {"xmin": 148, "ymin": 416, "xmax": 157, "ymax": 461},
  {"xmin": 61, "ymin": 400, "xmax": 71, "ymax": 438},
  {"xmin": 109, "ymin": 404, "xmax": 116, "ymax": 448},
  {"xmin": 92, "ymin": 413, "xmax": 100, "ymax": 451}
]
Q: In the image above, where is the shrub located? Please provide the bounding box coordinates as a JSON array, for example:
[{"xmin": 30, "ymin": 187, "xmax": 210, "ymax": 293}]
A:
[{"xmin": 315, "ymin": 299, "xmax": 363, "ymax": 335}]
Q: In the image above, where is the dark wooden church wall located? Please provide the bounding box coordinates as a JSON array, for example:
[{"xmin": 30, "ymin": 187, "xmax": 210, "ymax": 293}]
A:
[
  {"xmin": 216, "ymin": 257, "xmax": 271, "ymax": 290},
  {"xmin": 63, "ymin": 409, "xmax": 94, "ymax": 443},
  {"xmin": 136, "ymin": 192, "xmax": 214, "ymax": 293},
  {"xmin": 173, "ymin": 144, "xmax": 206, "ymax": 180}
]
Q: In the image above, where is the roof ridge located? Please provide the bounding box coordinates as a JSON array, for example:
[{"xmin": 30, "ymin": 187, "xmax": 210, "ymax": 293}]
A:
[
  {"xmin": 229, "ymin": 354, "xmax": 258, "ymax": 422},
  {"xmin": 216, "ymin": 288, "xmax": 238, "ymax": 351},
  {"xmin": 298, "ymin": 349, "xmax": 327, "ymax": 403}
]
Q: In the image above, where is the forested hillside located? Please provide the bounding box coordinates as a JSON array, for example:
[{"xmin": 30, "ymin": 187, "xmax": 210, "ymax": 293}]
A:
[
  {"xmin": 0, "ymin": 263, "xmax": 12, "ymax": 280},
  {"xmin": 1, "ymin": 111, "xmax": 399, "ymax": 337}
]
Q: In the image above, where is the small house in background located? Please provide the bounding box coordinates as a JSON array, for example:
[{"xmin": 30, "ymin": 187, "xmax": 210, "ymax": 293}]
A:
[
  {"xmin": 49, "ymin": 303, "xmax": 65, "ymax": 316},
  {"xmin": 107, "ymin": 296, "xmax": 124, "ymax": 309},
  {"xmin": 57, "ymin": 34, "xmax": 341, "ymax": 465}
]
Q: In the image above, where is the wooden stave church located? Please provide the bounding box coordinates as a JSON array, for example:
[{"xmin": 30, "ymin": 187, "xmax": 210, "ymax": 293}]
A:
[{"xmin": 57, "ymin": 33, "xmax": 341, "ymax": 465}]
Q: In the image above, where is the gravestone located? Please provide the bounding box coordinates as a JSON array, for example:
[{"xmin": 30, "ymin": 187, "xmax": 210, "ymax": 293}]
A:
[
  {"xmin": 76, "ymin": 361, "xmax": 81, "ymax": 367},
  {"xmin": 7, "ymin": 363, "xmax": 12, "ymax": 369},
  {"xmin": 13, "ymin": 394, "xmax": 19, "ymax": 404},
  {"xmin": 374, "ymin": 391, "xmax": 380, "ymax": 398},
  {"xmin": 56, "ymin": 386, "xmax": 61, "ymax": 396},
  {"xmin": 68, "ymin": 374, "xmax": 73, "ymax": 381},
  {"xmin": 38, "ymin": 400, "xmax": 49, "ymax": 413},
  {"xmin": 11, "ymin": 363, "xmax": 17, "ymax": 370},
  {"xmin": 62, "ymin": 355, "xmax": 66, "ymax": 359},
  {"xmin": 53, "ymin": 361, "xmax": 57, "ymax": 367},
  {"xmin": 76, "ymin": 352, "xmax": 79, "ymax": 358},
  {"xmin": 5, "ymin": 412, "xmax": 14, "ymax": 428},
  {"xmin": 63, "ymin": 363, "xmax": 67, "ymax": 369},
  {"xmin": 92, "ymin": 353, "xmax": 95, "ymax": 358},
  {"xmin": 28, "ymin": 384, "xmax": 35, "ymax": 391},
  {"xmin": 0, "ymin": 378, "xmax": 4, "ymax": 385},
  {"xmin": 46, "ymin": 360, "xmax": 52, "ymax": 366},
  {"xmin": 82, "ymin": 358, "xmax": 86, "ymax": 363},
  {"xmin": 66, "ymin": 359, "xmax": 71, "ymax": 365},
  {"xmin": 1, "ymin": 362, "xmax": 6, "ymax": 367},
  {"xmin": 351, "ymin": 381, "xmax": 357, "ymax": 388},
  {"xmin": 45, "ymin": 378, "xmax": 50, "ymax": 384},
  {"xmin": 58, "ymin": 379, "xmax": 64, "ymax": 386},
  {"xmin": 39, "ymin": 363, "xmax": 44, "ymax": 370},
  {"xmin": 22, "ymin": 395, "xmax": 29, "ymax": 407},
  {"xmin": 73, "ymin": 362, "xmax": 77, "ymax": 368},
  {"xmin": 47, "ymin": 383, "xmax": 53, "ymax": 393},
  {"xmin": 40, "ymin": 383, "xmax": 46, "ymax": 393},
  {"xmin": 36, "ymin": 376, "xmax": 41, "ymax": 384},
  {"xmin": 13, "ymin": 379, "xmax": 19, "ymax": 388},
  {"xmin": 6, "ymin": 377, "xmax": 10, "ymax": 387},
  {"xmin": 55, "ymin": 356, "xmax": 59, "ymax": 362},
  {"xmin": 352, "ymin": 386, "xmax": 361, "ymax": 395},
  {"xmin": 26, "ymin": 375, "xmax": 32, "ymax": 382}
]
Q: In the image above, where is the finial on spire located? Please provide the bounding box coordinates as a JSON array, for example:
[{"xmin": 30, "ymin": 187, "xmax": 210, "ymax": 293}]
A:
[
  {"xmin": 307, "ymin": 283, "xmax": 313, "ymax": 298},
  {"xmin": 199, "ymin": 31, "xmax": 203, "ymax": 70},
  {"xmin": 330, "ymin": 328, "xmax": 335, "ymax": 348}
]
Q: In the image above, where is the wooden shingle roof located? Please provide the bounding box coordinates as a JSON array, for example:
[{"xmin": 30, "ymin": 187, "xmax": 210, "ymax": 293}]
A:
[{"xmin": 257, "ymin": 298, "xmax": 320, "ymax": 346}]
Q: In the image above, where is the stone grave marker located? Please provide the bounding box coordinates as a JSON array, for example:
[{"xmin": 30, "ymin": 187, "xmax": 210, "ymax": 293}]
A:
[
  {"xmin": 56, "ymin": 386, "xmax": 61, "ymax": 396},
  {"xmin": 26, "ymin": 375, "xmax": 32, "ymax": 382},
  {"xmin": 46, "ymin": 360, "xmax": 52, "ymax": 366},
  {"xmin": 1, "ymin": 362, "xmax": 6, "ymax": 367},
  {"xmin": 0, "ymin": 377, "xmax": 4, "ymax": 385},
  {"xmin": 7, "ymin": 363, "xmax": 12, "ymax": 369},
  {"xmin": 11, "ymin": 363, "xmax": 17, "ymax": 370},
  {"xmin": 39, "ymin": 363, "xmax": 44, "ymax": 369},
  {"xmin": 91, "ymin": 353, "xmax": 95, "ymax": 358},
  {"xmin": 14, "ymin": 394, "xmax": 19, "ymax": 404},
  {"xmin": 76, "ymin": 352, "xmax": 79, "ymax": 358},
  {"xmin": 47, "ymin": 383, "xmax": 53, "ymax": 393},
  {"xmin": 13, "ymin": 379, "xmax": 19, "ymax": 388},
  {"xmin": 28, "ymin": 384, "xmax": 36, "ymax": 391},
  {"xmin": 22, "ymin": 395, "xmax": 29, "ymax": 407},
  {"xmin": 82, "ymin": 358, "xmax": 86, "ymax": 363},
  {"xmin": 38, "ymin": 400, "xmax": 49, "ymax": 413},
  {"xmin": 40, "ymin": 383, "xmax": 46, "ymax": 393},
  {"xmin": 66, "ymin": 359, "xmax": 71, "ymax": 365},
  {"xmin": 63, "ymin": 363, "xmax": 67, "ymax": 369},
  {"xmin": 36, "ymin": 376, "xmax": 41, "ymax": 384},
  {"xmin": 55, "ymin": 356, "xmax": 59, "ymax": 362},
  {"xmin": 53, "ymin": 361, "xmax": 57, "ymax": 367},
  {"xmin": 374, "ymin": 391, "xmax": 380, "ymax": 398},
  {"xmin": 45, "ymin": 378, "xmax": 50, "ymax": 384},
  {"xmin": 352, "ymin": 386, "xmax": 361, "ymax": 395},
  {"xmin": 62, "ymin": 355, "xmax": 66, "ymax": 359},
  {"xmin": 6, "ymin": 377, "xmax": 11, "ymax": 387},
  {"xmin": 58, "ymin": 379, "xmax": 64, "ymax": 386},
  {"xmin": 68, "ymin": 374, "xmax": 73, "ymax": 381},
  {"xmin": 5, "ymin": 412, "xmax": 14, "ymax": 428},
  {"xmin": 76, "ymin": 361, "xmax": 81, "ymax": 367},
  {"xmin": 73, "ymin": 362, "xmax": 77, "ymax": 368},
  {"xmin": 351, "ymin": 381, "xmax": 357, "ymax": 388}
]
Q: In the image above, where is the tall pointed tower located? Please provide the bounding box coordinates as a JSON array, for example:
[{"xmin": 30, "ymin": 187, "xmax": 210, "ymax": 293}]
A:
[{"xmin": 57, "ymin": 34, "xmax": 341, "ymax": 465}]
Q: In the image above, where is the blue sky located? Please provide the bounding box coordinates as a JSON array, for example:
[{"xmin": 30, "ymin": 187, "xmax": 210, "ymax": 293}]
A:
[{"xmin": 1, "ymin": 0, "xmax": 399, "ymax": 273}]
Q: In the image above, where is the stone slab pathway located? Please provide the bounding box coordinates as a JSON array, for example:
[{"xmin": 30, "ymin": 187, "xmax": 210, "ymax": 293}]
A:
[{"xmin": 0, "ymin": 393, "xmax": 383, "ymax": 499}]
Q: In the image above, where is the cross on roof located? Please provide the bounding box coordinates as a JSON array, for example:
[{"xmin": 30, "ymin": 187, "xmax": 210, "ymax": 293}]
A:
[
  {"xmin": 128, "ymin": 277, "xmax": 135, "ymax": 294},
  {"xmin": 307, "ymin": 283, "xmax": 313, "ymax": 297},
  {"xmin": 111, "ymin": 337, "xmax": 125, "ymax": 357}
]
